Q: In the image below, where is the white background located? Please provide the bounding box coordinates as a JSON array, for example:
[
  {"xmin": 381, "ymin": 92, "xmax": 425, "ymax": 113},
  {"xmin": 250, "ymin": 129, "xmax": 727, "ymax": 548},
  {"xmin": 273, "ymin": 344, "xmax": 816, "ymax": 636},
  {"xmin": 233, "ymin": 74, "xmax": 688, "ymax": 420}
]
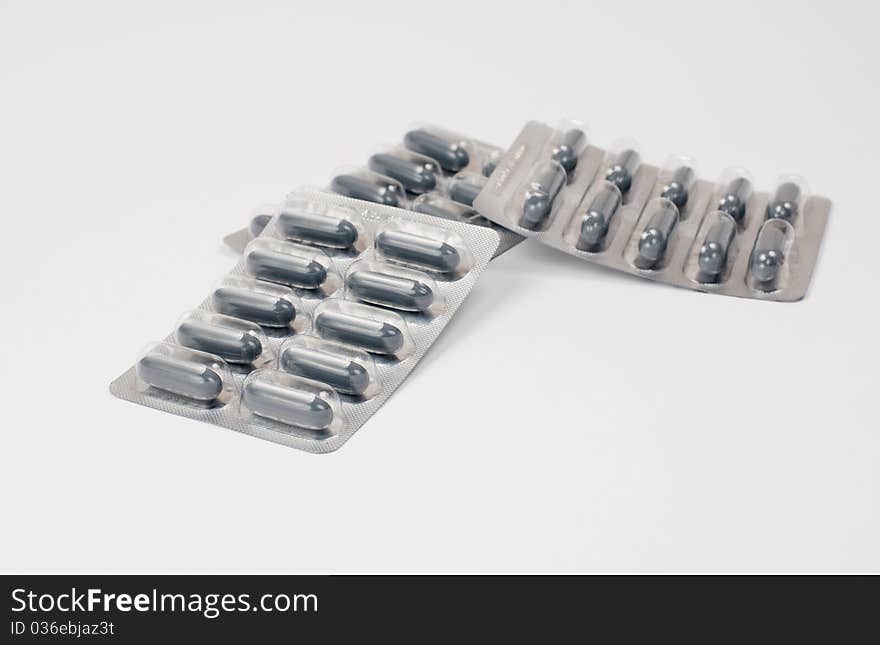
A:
[{"xmin": 1, "ymin": 0, "xmax": 877, "ymax": 573}]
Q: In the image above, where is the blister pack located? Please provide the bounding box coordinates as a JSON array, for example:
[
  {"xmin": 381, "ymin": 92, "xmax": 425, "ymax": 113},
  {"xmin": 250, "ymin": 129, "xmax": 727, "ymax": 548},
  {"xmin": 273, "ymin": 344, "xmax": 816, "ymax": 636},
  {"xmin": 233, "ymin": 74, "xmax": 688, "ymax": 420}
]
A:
[
  {"xmin": 112, "ymin": 189, "xmax": 500, "ymax": 453},
  {"xmin": 224, "ymin": 125, "xmax": 524, "ymax": 258},
  {"xmin": 474, "ymin": 121, "xmax": 831, "ymax": 301}
]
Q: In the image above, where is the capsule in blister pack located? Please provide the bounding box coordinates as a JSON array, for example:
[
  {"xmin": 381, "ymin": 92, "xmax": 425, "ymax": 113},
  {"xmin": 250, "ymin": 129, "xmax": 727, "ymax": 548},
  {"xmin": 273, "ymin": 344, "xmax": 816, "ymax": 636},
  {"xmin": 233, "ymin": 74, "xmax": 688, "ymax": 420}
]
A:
[
  {"xmin": 766, "ymin": 175, "xmax": 808, "ymax": 223},
  {"xmin": 602, "ymin": 140, "xmax": 642, "ymax": 196},
  {"xmin": 447, "ymin": 172, "xmax": 487, "ymax": 207},
  {"xmin": 330, "ymin": 168, "xmax": 406, "ymax": 208},
  {"xmin": 519, "ymin": 160, "xmax": 567, "ymax": 230},
  {"xmin": 249, "ymin": 204, "xmax": 282, "ymax": 239},
  {"xmin": 714, "ymin": 168, "xmax": 754, "ymax": 225},
  {"xmin": 174, "ymin": 311, "xmax": 272, "ymax": 366},
  {"xmin": 279, "ymin": 336, "xmax": 381, "ymax": 399},
  {"xmin": 748, "ymin": 218, "xmax": 795, "ymax": 292},
  {"xmin": 241, "ymin": 369, "xmax": 343, "ymax": 436},
  {"xmin": 113, "ymin": 189, "xmax": 501, "ymax": 452},
  {"xmin": 403, "ymin": 127, "xmax": 471, "ymax": 173},
  {"xmin": 374, "ymin": 220, "xmax": 473, "ymax": 279},
  {"xmin": 652, "ymin": 155, "xmax": 699, "ymax": 218},
  {"xmin": 411, "ymin": 193, "xmax": 480, "ymax": 224},
  {"xmin": 549, "ymin": 126, "xmax": 588, "ymax": 176},
  {"xmin": 566, "ymin": 180, "xmax": 623, "ymax": 252},
  {"xmin": 631, "ymin": 198, "xmax": 680, "ymax": 270},
  {"xmin": 135, "ymin": 342, "xmax": 236, "ymax": 407},
  {"xmin": 474, "ymin": 119, "xmax": 831, "ymax": 301},
  {"xmin": 244, "ymin": 238, "xmax": 340, "ymax": 295},
  {"xmin": 313, "ymin": 299, "xmax": 414, "ymax": 359},
  {"xmin": 345, "ymin": 260, "xmax": 444, "ymax": 316},
  {"xmin": 211, "ymin": 276, "xmax": 306, "ymax": 332},
  {"xmin": 481, "ymin": 149, "xmax": 502, "ymax": 178},
  {"xmin": 683, "ymin": 211, "xmax": 739, "ymax": 285},
  {"xmin": 367, "ymin": 147, "xmax": 441, "ymax": 195},
  {"xmin": 276, "ymin": 198, "xmax": 366, "ymax": 253}
]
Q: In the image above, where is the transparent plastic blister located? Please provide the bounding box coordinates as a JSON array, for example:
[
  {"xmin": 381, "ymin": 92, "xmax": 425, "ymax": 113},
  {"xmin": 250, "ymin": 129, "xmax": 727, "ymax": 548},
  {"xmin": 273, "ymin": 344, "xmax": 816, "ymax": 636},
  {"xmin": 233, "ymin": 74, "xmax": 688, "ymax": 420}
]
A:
[
  {"xmin": 279, "ymin": 336, "xmax": 382, "ymax": 399},
  {"xmin": 600, "ymin": 138, "xmax": 644, "ymax": 199},
  {"xmin": 135, "ymin": 342, "xmax": 237, "ymax": 408},
  {"xmin": 410, "ymin": 193, "xmax": 480, "ymax": 224},
  {"xmin": 240, "ymin": 370, "xmax": 344, "ymax": 439},
  {"xmin": 276, "ymin": 196, "xmax": 368, "ymax": 254},
  {"xmin": 374, "ymin": 219, "xmax": 474, "ymax": 279},
  {"xmin": 625, "ymin": 197, "xmax": 684, "ymax": 271},
  {"xmin": 368, "ymin": 146, "xmax": 442, "ymax": 195},
  {"xmin": 446, "ymin": 171, "xmax": 487, "ymax": 207},
  {"xmin": 111, "ymin": 189, "xmax": 500, "ymax": 453},
  {"xmin": 329, "ymin": 166, "xmax": 407, "ymax": 208},
  {"xmin": 313, "ymin": 298, "xmax": 416, "ymax": 359},
  {"xmin": 174, "ymin": 310, "xmax": 274, "ymax": 368},
  {"xmin": 475, "ymin": 120, "xmax": 831, "ymax": 301},
  {"xmin": 244, "ymin": 238, "xmax": 341, "ymax": 296},
  {"xmin": 211, "ymin": 275, "xmax": 309, "ymax": 335},
  {"xmin": 344, "ymin": 260, "xmax": 446, "ymax": 317}
]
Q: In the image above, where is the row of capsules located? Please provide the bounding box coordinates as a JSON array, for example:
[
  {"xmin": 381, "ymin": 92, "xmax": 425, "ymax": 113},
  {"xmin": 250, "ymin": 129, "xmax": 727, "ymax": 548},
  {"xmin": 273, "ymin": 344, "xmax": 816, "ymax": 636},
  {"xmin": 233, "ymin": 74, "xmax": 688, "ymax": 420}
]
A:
[
  {"xmin": 326, "ymin": 125, "xmax": 524, "ymax": 256},
  {"xmin": 473, "ymin": 120, "xmax": 829, "ymax": 300},
  {"xmin": 117, "ymin": 190, "xmax": 495, "ymax": 450}
]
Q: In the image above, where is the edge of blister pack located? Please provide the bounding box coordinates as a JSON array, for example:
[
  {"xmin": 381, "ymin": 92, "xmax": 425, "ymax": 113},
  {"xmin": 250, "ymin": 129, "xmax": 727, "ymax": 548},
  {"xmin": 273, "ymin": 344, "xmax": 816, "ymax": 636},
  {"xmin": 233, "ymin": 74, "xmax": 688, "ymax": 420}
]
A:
[
  {"xmin": 474, "ymin": 120, "xmax": 831, "ymax": 302},
  {"xmin": 111, "ymin": 189, "xmax": 500, "ymax": 453}
]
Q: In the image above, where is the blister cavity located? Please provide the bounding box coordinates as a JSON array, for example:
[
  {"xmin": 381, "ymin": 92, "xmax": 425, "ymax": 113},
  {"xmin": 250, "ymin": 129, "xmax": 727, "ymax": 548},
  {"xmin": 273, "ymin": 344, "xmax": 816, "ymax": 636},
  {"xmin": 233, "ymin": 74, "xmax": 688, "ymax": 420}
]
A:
[
  {"xmin": 136, "ymin": 342, "xmax": 235, "ymax": 406},
  {"xmin": 279, "ymin": 336, "xmax": 381, "ymax": 399},
  {"xmin": 241, "ymin": 369, "xmax": 342, "ymax": 436}
]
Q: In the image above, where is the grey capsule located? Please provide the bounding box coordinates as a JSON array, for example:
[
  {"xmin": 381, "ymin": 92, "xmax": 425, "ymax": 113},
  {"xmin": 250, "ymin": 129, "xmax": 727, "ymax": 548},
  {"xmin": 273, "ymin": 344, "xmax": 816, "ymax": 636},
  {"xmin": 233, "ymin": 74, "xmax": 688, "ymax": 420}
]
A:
[
  {"xmin": 660, "ymin": 166, "xmax": 696, "ymax": 210},
  {"xmin": 766, "ymin": 182, "xmax": 801, "ymax": 221},
  {"xmin": 750, "ymin": 221, "xmax": 788, "ymax": 284},
  {"xmin": 212, "ymin": 286, "xmax": 296, "ymax": 328},
  {"xmin": 576, "ymin": 182, "xmax": 622, "ymax": 251},
  {"xmin": 551, "ymin": 129, "xmax": 586, "ymax": 174},
  {"xmin": 403, "ymin": 129, "xmax": 470, "ymax": 173},
  {"xmin": 175, "ymin": 319, "xmax": 263, "ymax": 364},
  {"xmin": 636, "ymin": 200, "xmax": 679, "ymax": 268},
  {"xmin": 697, "ymin": 216, "xmax": 737, "ymax": 279},
  {"xmin": 368, "ymin": 152, "xmax": 439, "ymax": 194},
  {"xmin": 519, "ymin": 162, "xmax": 566, "ymax": 230},
  {"xmin": 245, "ymin": 247, "xmax": 327, "ymax": 289},
  {"xmin": 717, "ymin": 177, "xmax": 752, "ymax": 222},
  {"xmin": 482, "ymin": 156, "xmax": 499, "ymax": 177},
  {"xmin": 137, "ymin": 354, "xmax": 224, "ymax": 402},
  {"xmin": 375, "ymin": 230, "xmax": 462, "ymax": 274},
  {"xmin": 604, "ymin": 149, "xmax": 640, "ymax": 193},
  {"xmin": 242, "ymin": 378, "xmax": 334, "ymax": 431},
  {"xmin": 447, "ymin": 175, "xmax": 486, "ymax": 207},
  {"xmin": 277, "ymin": 209, "xmax": 358, "ymax": 249},
  {"xmin": 330, "ymin": 173, "xmax": 404, "ymax": 207},
  {"xmin": 412, "ymin": 196, "xmax": 478, "ymax": 223},
  {"xmin": 315, "ymin": 310, "xmax": 405, "ymax": 355},
  {"xmin": 348, "ymin": 270, "xmax": 434, "ymax": 312},
  {"xmin": 280, "ymin": 346, "xmax": 371, "ymax": 396},
  {"xmin": 249, "ymin": 213, "xmax": 273, "ymax": 238}
]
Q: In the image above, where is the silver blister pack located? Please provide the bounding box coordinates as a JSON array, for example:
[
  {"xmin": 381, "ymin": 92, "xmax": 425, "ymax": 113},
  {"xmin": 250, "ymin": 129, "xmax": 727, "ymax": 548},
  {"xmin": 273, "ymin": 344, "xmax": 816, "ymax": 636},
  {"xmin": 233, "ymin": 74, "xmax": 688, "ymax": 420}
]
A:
[
  {"xmin": 224, "ymin": 125, "xmax": 524, "ymax": 258},
  {"xmin": 112, "ymin": 189, "xmax": 500, "ymax": 453},
  {"xmin": 474, "ymin": 121, "xmax": 831, "ymax": 301}
]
